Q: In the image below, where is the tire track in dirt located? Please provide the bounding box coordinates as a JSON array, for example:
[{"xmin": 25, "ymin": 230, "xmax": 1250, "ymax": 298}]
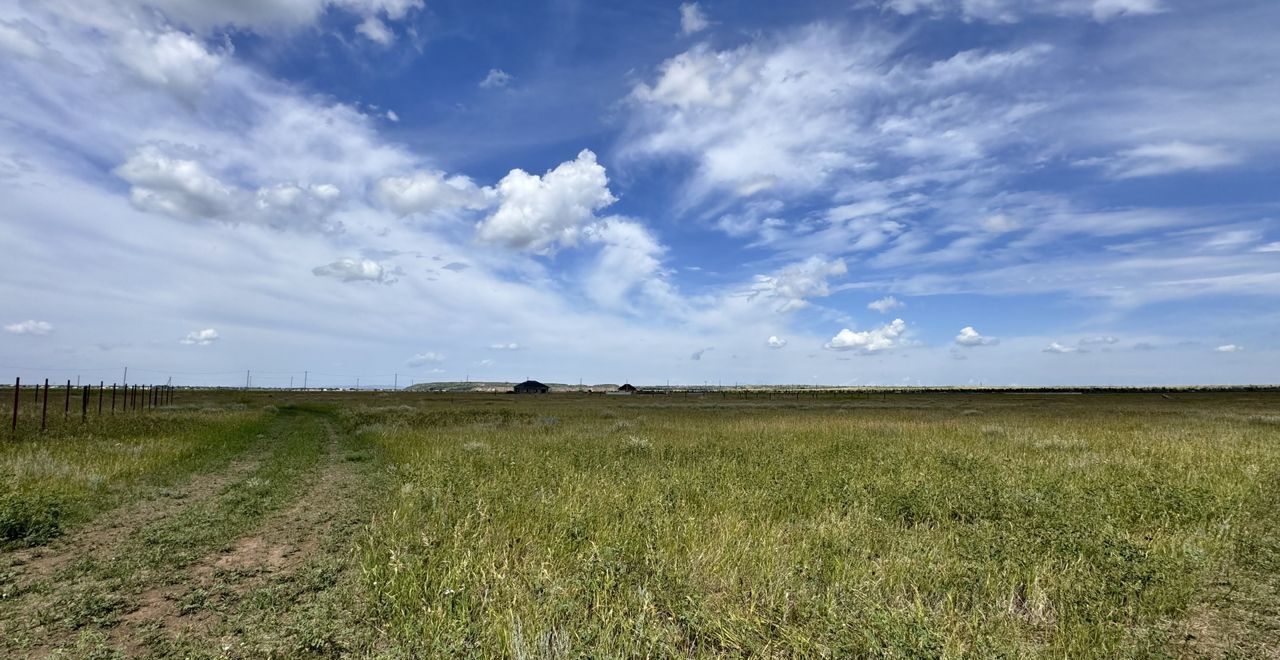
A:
[
  {"xmin": 110, "ymin": 419, "xmax": 372, "ymax": 655},
  {"xmin": 1, "ymin": 443, "xmax": 269, "ymax": 593}
]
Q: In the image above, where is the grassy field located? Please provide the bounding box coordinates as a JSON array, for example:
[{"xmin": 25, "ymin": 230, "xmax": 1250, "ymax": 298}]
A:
[{"xmin": 1, "ymin": 389, "xmax": 1278, "ymax": 657}]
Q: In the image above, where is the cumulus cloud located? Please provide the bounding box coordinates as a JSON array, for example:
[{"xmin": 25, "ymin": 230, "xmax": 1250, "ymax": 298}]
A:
[
  {"xmin": 679, "ymin": 3, "xmax": 710, "ymax": 34},
  {"xmin": 1085, "ymin": 142, "xmax": 1241, "ymax": 179},
  {"xmin": 750, "ymin": 256, "xmax": 847, "ymax": 312},
  {"xmin": 954, "ymin": 326, "xmax": 997, "ymax": 347},
  {"xmin": 766, "ymin": 335, "xmax": 787, "ymax": 348},
  {"xmin": 1043, "ymin": 341, "xmax": 1079, "ymax": 354},
  {"xmin": 117, "ymin": 29, "xmax": 226, "ymax": 101},
  {"xmin": 312, "ymin": 258, "xmax": 396, "ymax": 284},
  {"xmin": 4, "ymin": 320, "xmax": 53, "ymax": 336},
  {"xmin": 489, "ymin": 343, "xmax": 520, "ymax": 350},
  {"xmin": 407, "ymin": 351, "xmax": 445, "ymax": 366},
  {"xmin": 1079, "ymin": 335, "xmax": 1119, "ymax": 346},
  {"xmin": 374, "ymin": 170, "xmax": 488, "ymax": 217},
  {"xmin": 386, "ymin": 110, "xmax": 399, "ymax": 122},
  {"xmin": 254, "ymin": 183, "xmax": 342, "ymax": 229},
  {"xmin": 825, "ymin": 319, "xmax": 908, "ymax": 353},
  {"xmin": 476, "ymin": 150, "xmax": 617, "ymax": 252},
  {"xmin": 1214, "ymin": 344, "xmax": 1243, "ymax": 353},
  {"xmin": 868, "ymin": 296, "xmax": 904, "ymax": 314},
  {"xmin": 479, "ymin": 68, "xmax": 513, "ymax": 89},
  {"xmin": 116, "ymin": 146, "xmax": 343, "ymax": 228},
  {"xmin": 180, "ymin": 328, "xmax": 219, "ymax": 345},
  {"xmin": 116, "ymin": 145, "xmax": 237, "ymax": 219}
]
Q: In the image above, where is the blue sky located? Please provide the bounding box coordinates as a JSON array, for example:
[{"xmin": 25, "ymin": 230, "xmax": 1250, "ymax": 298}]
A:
[{"xmin": 1, "ymin": 0, "xmax": 1277, "ymax": 387}]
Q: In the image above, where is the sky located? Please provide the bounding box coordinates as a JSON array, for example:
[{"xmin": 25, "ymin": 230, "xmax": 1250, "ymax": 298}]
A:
[{"xmin": 1, "ymin": 0, "xmax": 1278, "ymax": 388}]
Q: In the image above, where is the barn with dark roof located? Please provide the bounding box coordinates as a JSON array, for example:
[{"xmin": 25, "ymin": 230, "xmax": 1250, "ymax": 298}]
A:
[{"xmin": 513, "ymin": 379, "xmax": 550, "ymax": 394}]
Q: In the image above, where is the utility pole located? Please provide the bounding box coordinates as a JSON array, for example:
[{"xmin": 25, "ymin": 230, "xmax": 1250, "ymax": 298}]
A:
[
  {"xmin": 356, "ymin": 377, "xmax": 360, "ymax": 391},
  {"xmin": 394, "ymin": 373, "xmax": 398, "ymax": 390},
  {"xmin": 289, "ymin": 376, "xmax": 294, "ymax": 390},
  {"xmin": 245, "ymin": 370, "xmax": 250, "ymax": 390},
  {"xmin": 123, "ymin": 366, "xmax": 128, "ymax": 388},
  {"xmin": 303, "ymin": 371, "xmax": 308, "ymax": 391}
]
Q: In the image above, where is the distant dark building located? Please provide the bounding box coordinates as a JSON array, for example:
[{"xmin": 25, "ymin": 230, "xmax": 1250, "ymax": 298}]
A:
[
  {"xmin": 618, "ymin": 383, "xmax": 637, "ymax": 393},
  {"xmin": 513, "ymin": 380, "xmax": 550, "ymax": 394}
]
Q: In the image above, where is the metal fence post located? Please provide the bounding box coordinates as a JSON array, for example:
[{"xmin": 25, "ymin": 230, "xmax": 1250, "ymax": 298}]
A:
[{"xmin": 10, "ymin": 376, "xmax": 18, "ymax": 433}]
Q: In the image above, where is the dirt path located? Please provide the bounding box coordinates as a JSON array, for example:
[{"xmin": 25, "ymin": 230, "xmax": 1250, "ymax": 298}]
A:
[
  {"xmin": 2, "ymin": 451, "xmax": 266, "ymax": 591},
  {"xmin": 110, "ymin": 421, "xmax": 371, "ymax": 653},
  {"xmin": 0, "ymin": 408, "xmax": 386, "ymax": 658}
]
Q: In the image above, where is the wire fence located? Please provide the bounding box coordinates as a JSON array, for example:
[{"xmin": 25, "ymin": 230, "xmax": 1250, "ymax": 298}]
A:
[
  {"xmin": 5, "ymin": 376, "xmax": 178, "ymax": 435},
  {"xmin": 0, "ymin": 366, "xmax": 424, "ymax": 391}
]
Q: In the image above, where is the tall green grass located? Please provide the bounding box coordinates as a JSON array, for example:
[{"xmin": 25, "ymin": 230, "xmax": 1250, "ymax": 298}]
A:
[
  {"xmin": 346, "ymin": 396, "xmax": 1280, "ymax": 657},
  {"xmin": 0, "ymin": 404, "xmax": 267, "ymax": 547}
]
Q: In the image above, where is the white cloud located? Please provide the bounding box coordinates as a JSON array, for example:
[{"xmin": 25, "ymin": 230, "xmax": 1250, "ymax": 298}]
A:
[
  {"xmin": 878, "ymin": 0, "xmax": 1162, "ymax": 23},
  {"xmin": 1258, "ymin": 242, "xmax": 1280, "ymax": 253},
  {"xmin": 868, "ymin": 295, "xmax": 904, "ymax": 314},
  {"xmin": 766, "ymin": 335, "xmax": 787, "ymax": 348},
  {"xmin": 374, "ymin": 171, "xmax": 488, "ymax": 217},
  {"xmin": 4, "ymin": 320, "xmax": 53, "ymax": 336},
  {"xmin": 1087, "ymin": 142, "xmax": 1241, "ymax": 179},
  {"xmin": 476, "ymin": 150, "xmax": 616, "ymax": 252},
  {"xmin": 141, "ymin": 0, "xmax": 424, "ymax": 33},
  {"xmin": 825, "ymin": 318, "xmax": 908, "ymax": 353},
  {"xmin": 479, "ymin": 68, "xmax": 513, "ymax": 89},
  {"xmin": 1079, "ymin": 335, "xmax": 1119, "ymax": 346},
  {"xmin": 582, "ymin": 218, "xmax": 673, "ymax": 311},
  {"xmin": 116, "ymin": 146, "xmax": 345, "ymax": 229},
  {"xmin": 625, "ymin": 26, "xmax": 1048, "ymax": 202},
  {"xmin": 115, "ymin": 145, "xmax": 237, "ymax": 220},
  {"xmin": 1043, "ymin": 341, "xmax": 1079, "ymax": 354},
  {"xmin": 386, "ymin": 110, "xmax": 399, "ymax": 122},
  {"xmin": 679, "ymin": 3, "xmax": 710, "ymax": 35},
  {"xmin": 407, "ymin": 351, "xmax": 445, "ymax": 366},
  {"xmin": 180, "ymin": 328, "xmax": 219, "ymax": 345},
  {"xmin": 489, "ymin": 343, "xmax": 520, "ymax": 350},
  {"xmin": 312, "ymin": 258, "xmax": 395, "ymax": 284},
  {"xmin": 1089, "ymin": 0, "xmax": 1163, "ymax": 21},
  {"xmin": 750, "ymin": 256, "xmax": 847, "ymax": 313},
  {"xmin": 981, "ymin": 213, "xmax": 1019, "ymax": 233},
  {"xmin": 356, "ymin": 16, "xmax": 394, "ymax": 44},
  {"xmin": 116, "ymin": 29, "xmax": 226, "ymax": 102},
  {"xmin": 0, "ymin": 19, "xmax": 49, "ymax": 59},
  {"xmin": 954, "ymin": 326, "xmax": 997, "ymax": 347},
  {"xmin": 1214, "ymin": 344, "xmax": 1243, "ymax": 353}
]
